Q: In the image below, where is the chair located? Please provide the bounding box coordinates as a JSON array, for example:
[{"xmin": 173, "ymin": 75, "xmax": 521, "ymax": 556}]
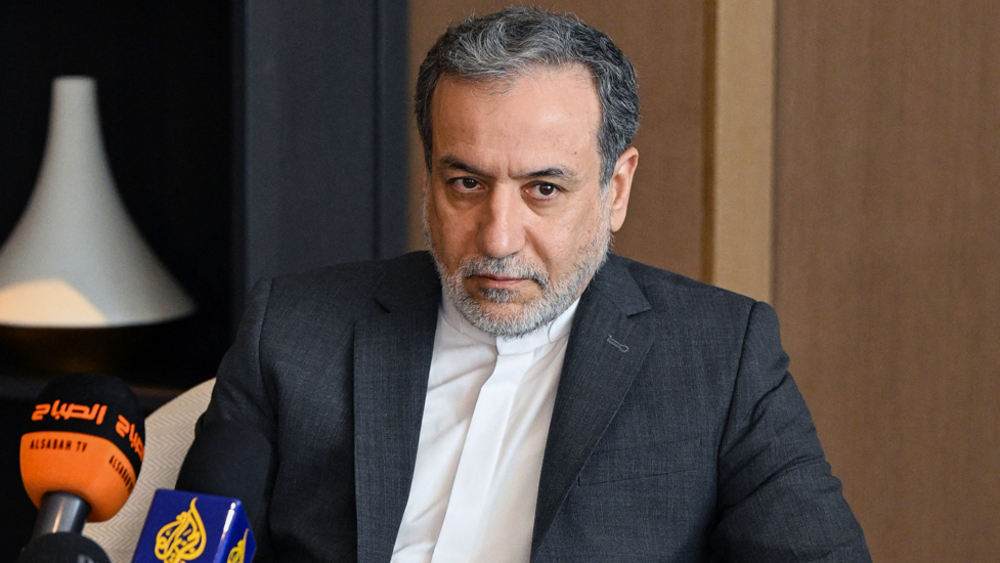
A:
[{"xmin": 83, "ymin": 378, "xmax": 215, "ymax": 563}]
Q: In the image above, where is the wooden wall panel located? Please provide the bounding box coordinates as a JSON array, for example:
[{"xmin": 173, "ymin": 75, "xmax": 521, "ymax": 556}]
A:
[
  {"xmin": 774, "ymin": 2, "xmax": 1000, "ymax": 561},
  {"xmin": 408, "ymin": 0, "xmax": 708, "ymax": 280},
  {"xmin": 711, "ymin": 0, "xmax": 774, "ymax": 302}
]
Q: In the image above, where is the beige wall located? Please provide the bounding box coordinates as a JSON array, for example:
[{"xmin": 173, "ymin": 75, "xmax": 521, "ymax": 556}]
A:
[
  {"xmin": 408, "ymin": 0, "xmax": 710, "ymax": 280},
  {"xmin": 773, "ymin": 2, "xmax": 1000, "ymax": 561}
]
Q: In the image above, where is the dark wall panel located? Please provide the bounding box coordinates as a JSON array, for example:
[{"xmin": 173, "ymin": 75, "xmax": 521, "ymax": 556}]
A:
[{"xmin": 237, "ymin": 0, "xmax": 409, "ymax": 315}]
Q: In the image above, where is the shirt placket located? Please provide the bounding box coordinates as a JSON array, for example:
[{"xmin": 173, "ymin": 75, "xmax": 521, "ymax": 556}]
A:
[{"xmin": 429, "ymin": 347, "xmax": 535, "ymax": 563}]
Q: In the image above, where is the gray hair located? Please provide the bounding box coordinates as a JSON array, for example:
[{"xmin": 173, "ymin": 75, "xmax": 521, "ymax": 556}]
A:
[{"xmin": 415, "ymin": 6, "xmax": 640, "ymax": 189}]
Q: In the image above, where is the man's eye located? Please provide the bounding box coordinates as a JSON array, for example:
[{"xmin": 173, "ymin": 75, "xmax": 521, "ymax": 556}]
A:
[
  {"xmin": 457, "ymin": 177, "xmax": 480, "ymax": 190},
  {"xmin": 531, "ymin": 183, "xmax": 559, "ymax": 198}
]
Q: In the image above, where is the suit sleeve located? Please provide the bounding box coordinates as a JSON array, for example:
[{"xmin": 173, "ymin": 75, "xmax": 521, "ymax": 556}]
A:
[
  {"xmin": 710, "ymin": 301, "xmax": 871, "ymax": 562},
  {"xmin": 195, "ymin": 278, "xmax": 278, "ymax": 561},
  {"xmin": 202, "ymin": 278, "xmax": 278, "ymax": 439}
]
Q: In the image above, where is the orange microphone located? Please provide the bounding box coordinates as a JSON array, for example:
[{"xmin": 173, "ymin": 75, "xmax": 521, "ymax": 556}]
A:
[{"xmin": 19, "ymin": 372, "xmax": 145, "ymax": 538}]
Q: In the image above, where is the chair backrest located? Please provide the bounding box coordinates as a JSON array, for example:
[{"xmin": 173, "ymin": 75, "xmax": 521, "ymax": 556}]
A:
[{"xmin": 83, "ymin": 378, "xmax": 215, "ymax": 563}]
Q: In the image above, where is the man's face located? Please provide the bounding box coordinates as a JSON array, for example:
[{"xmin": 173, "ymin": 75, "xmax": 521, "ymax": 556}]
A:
[{"xmin": 423, "ymin": 65, "xmax": 637, "ymax": 337}]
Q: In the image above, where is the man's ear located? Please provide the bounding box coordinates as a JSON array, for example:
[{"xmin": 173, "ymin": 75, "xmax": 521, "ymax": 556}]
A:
[{"xmin": 607, "ymin": 147, "xmax": 638, "ymax": 232}]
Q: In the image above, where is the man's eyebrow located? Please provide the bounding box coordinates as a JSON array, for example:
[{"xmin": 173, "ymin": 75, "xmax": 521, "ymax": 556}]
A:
[
  {"xmin": 439, "ymin": 155, "xmax": 578, "ymax": 181},
  {"xmin": 439, "ymin": 156, "xmax": 493, "ymax": 179},
  {"xmin": 520, "ymin": 167, "xmax": 576, "ymax": 181}
]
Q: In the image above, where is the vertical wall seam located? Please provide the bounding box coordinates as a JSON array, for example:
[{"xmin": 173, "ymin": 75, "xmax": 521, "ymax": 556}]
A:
[
  {"xmin": 710, "ymin": 0, "xmax": 776, "ymax": 303},
  {"xmin": 769, "ymin": 3, "xmax": 780, "ymax": 306},
  {"xmin": 701, "ymin": 0, "xmax": 718, "ymax": 284}
]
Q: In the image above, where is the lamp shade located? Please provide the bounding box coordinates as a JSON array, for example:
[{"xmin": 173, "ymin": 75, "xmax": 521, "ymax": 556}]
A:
[{"xmin": 0, "ymin": 76, "xmax": 195, "ymax": 328}]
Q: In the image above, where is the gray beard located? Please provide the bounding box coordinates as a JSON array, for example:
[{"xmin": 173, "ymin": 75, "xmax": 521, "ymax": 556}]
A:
[{"xmin": 428, "ymin": 220, "xmax": 611, "ymax": 339}]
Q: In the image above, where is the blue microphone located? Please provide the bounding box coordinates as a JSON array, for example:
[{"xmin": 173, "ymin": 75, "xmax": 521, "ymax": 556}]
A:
[
  {"xmin": 131, "ymin": 489, "xmax": 256, "ymax": 563},
  {"xmin": 130, "ymin": 419, "xmax": 272, "ymax": 562}
]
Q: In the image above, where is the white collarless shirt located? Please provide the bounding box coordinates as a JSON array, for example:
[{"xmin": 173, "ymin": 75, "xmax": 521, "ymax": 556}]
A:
[{"xmin": 390, "ymin": 293, "xmax": 579, "ymax": 563}]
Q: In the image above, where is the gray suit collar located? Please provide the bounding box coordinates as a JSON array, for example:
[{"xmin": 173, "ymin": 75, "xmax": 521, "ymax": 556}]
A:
[{"xmin": 583, "ymin": 254, "xmax": 652, "ymax": 317}]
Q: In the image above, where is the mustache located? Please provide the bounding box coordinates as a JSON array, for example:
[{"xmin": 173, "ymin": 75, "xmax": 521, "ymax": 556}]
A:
[{"xmin": 458, "ymin": 255, "xmax": 550, "ymax": 288}]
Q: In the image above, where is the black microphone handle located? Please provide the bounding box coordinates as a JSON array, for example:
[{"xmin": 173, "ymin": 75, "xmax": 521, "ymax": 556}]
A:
[
  {"xmin": 17, "ymin": 532, "xmax": 111, "ymax": 563},
  {"xmin": 32, "ymin": 491, "xmax": 91, "ymax": 539}
]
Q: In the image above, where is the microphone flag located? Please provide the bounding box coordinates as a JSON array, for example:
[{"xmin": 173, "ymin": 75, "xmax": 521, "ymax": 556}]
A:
[{"xmin": 131, "ymin": 489, "xmax": 256, "ymax": 563}]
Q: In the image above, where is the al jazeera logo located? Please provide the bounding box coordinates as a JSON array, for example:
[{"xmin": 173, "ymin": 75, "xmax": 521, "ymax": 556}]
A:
[
  {"xmin": 226, "ymin": 529, "xmax": 249, "ymax": 563},
  {"xmin": 154, "ymin": 498, "xmax": 206, "ymax": 563},
  {"xmin": 151, "ymin": 496, "xmax": 251, "ymax": 563}
]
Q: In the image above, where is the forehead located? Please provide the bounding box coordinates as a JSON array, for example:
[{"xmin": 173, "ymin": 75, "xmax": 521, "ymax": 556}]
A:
[{"xmin": 429, "ymin": 65, "xmax": 602, "ymax": 165}]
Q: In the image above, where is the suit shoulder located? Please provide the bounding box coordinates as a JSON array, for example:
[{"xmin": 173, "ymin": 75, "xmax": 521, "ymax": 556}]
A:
[{"xmin": 609, "ymin": 255, "xmax": 759, "ymax": 326}]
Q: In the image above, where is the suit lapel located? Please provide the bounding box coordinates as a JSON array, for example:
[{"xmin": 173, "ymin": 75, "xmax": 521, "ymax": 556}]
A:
[
  {"xmin": 353, "ymin": 254, "xmax": 440, "ymax": 563},
  {"xmin": 531, "ymin": 256, "xmax": 655, "ymax": 558}
]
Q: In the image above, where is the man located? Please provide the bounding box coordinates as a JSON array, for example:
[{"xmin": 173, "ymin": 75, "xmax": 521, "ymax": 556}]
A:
[{"xmin": 200, "ymin": 7, "xmax": 870, "ymax": 562}]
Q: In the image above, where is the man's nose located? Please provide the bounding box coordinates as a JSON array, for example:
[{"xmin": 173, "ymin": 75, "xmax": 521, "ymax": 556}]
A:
[{"xmin": 477, "ymin": 187, "xmax": 526, "ymax": 259}]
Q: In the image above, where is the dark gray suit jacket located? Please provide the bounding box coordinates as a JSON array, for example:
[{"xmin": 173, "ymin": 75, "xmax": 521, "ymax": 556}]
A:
[{"xmin": 200, "ymin": 251, "xmax": 870, "ymax": 562}]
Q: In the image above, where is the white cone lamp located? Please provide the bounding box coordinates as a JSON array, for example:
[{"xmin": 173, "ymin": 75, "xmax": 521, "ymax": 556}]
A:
[{"xmin": 0, "ymin": 76, "xmax": 195, "ymax": 371}]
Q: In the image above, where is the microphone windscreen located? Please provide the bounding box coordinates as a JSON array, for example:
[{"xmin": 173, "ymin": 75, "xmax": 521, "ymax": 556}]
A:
[
  {"xmin": 20, "ymin": 372, "xmax": 145, "ymax": 522},
  {"xmin": 16, "ymin": 532, "xmax": 111, "ymax": 563},
  {"xmin": 176, "ymin": 420, "xmax": 272, "ymax": 530}
]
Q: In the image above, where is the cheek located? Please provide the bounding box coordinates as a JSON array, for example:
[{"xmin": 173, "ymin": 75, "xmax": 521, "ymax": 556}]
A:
[
  {"xmin": 528, "ymin": 224, "xmax": 580, "ymax": 272},
  {"xmin": 537, "ymin": 208, "xmax": 602, "ymax": 255},
  {"xmin": 426, "ymin": 197, "xmax": 476, "ymax": 262}
]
